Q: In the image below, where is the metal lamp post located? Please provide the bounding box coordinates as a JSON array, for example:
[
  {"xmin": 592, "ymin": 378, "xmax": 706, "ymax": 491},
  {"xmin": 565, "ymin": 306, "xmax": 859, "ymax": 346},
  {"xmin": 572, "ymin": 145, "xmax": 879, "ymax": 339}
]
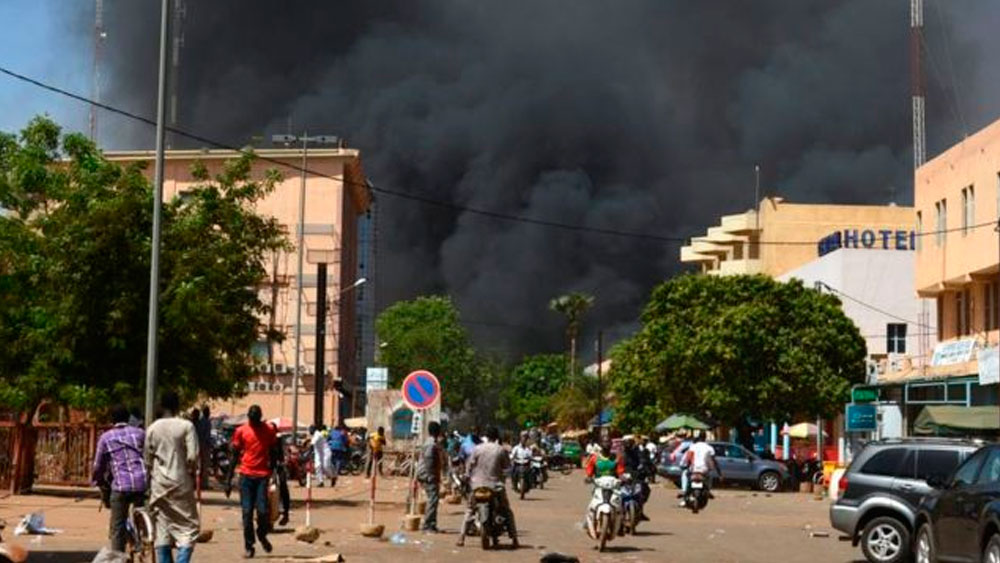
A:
[
  {"xmin": 270, "ymin": 133, "xmax": 339, "ymax": 437},
  {"xmin": 311, "ymin": 275, "xmax": 366, "ymax": 426}
]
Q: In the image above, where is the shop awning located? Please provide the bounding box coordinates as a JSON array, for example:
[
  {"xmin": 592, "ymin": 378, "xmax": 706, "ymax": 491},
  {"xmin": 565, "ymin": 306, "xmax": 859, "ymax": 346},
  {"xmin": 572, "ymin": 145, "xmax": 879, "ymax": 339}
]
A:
[{"xmin": 913, "ymin": 405, "xmax": 1000, "ymax": 435}]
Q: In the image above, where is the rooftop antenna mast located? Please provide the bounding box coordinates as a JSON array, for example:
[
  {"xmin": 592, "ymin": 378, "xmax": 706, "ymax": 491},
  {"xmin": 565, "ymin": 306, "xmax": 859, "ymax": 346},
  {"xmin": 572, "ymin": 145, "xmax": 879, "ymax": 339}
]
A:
[
  {"xmin": 89, "ymin": 0, "xmax": 106, "ymax": 143},
  {"xmin": 912, "ymin": 0, "xmax": 930, "ymax": 376},
  {"xmin": 167, "ymin": 0, "xmax": 186, "ymax": 147}
]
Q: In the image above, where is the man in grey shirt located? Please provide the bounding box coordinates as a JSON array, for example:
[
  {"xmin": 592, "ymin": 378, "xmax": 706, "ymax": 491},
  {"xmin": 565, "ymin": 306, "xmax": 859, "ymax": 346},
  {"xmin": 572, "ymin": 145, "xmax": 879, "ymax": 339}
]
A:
[{"xmin": 456, "ymin": 426, "xmax": 519, "ymax": 547}]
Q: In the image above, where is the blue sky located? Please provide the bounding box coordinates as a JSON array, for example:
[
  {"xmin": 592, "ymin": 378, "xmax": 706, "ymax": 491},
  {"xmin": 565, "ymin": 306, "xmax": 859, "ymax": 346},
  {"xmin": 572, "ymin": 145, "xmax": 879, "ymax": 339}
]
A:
[{"xmin": 0, "ymin": 2, "xmax": 91, "ymax": 137}]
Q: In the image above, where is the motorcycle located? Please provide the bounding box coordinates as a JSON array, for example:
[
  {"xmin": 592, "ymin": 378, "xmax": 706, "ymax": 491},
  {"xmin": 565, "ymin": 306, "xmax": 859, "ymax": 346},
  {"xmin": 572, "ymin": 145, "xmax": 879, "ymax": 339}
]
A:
[
  {"xmin": 585, "ymin": 475, "xmax": 623, "ymax": 552},
  {"xmin": 470, "ymin": 486, "xmax": 515, "ymax": 550},
  {"xmin": 684, "ymin": 471, "xmax": 709, "ymax": 513},
  {"xmin": 530, "ymin": 455, "xmax": 547, "ymax": 490},
  {"xmin": 619, "ymin": 473, "xmax": 643, "ymax": 535},
  {"xmin": 211, "ymin": 434, "xmax": 232, "ymax": 487},
  {"xmin": 286, "ymin": 442, "xmax": 314, "ymax": 487},
  {"xmin": 449, "ymin": 457, "xmax": 470, "ymax": 500},
  {"xmin": 511, "ymin": 459, "xmax": 532, "ymax": 499}
]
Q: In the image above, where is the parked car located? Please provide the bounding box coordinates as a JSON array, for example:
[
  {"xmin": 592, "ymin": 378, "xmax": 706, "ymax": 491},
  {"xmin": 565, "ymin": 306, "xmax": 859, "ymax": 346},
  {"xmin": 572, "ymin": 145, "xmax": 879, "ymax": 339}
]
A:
[
  {"xmin": 657, "ymin": 441, "xmax": 790, "ymax": 493},
  {"xmin": 913, "ymin": 443, "xmax": 1000, "ymax": 563},
  {"xmin": 561, "ymin": 440, "xmax": 583, "ymax": 467},
  {"xmin": 829, "ymin": 438, "xmax": 979, "ymax": 563}
]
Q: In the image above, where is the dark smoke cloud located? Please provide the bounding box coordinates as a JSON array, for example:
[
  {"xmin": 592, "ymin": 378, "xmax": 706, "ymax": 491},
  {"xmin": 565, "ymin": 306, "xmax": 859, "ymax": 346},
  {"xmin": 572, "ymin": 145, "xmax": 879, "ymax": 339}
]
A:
[{"xmin": 88, "ymin": 0, "xmax": 1000, "ymax": 358}]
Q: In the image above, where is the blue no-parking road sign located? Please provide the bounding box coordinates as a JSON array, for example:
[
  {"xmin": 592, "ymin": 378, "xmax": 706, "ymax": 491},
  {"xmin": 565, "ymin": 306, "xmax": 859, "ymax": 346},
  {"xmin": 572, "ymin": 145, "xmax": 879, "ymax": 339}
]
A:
[{"xmin": 402, "ymin": 370, "xmax": 441, "ymax": 410}]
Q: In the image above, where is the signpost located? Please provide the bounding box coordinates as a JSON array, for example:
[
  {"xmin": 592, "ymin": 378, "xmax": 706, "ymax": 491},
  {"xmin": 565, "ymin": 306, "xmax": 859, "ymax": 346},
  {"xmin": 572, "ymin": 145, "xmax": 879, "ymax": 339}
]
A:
[
  {"xmin": 400, "ymin": 370, "xmax": 441, "ymax": 519},
  {"xmin": 851, "ymin": 386, "xmax": 880, "ymax": 404},
  {"xmin": 846, "ymin": 404, "xmax": 878, "ymax": 432}
]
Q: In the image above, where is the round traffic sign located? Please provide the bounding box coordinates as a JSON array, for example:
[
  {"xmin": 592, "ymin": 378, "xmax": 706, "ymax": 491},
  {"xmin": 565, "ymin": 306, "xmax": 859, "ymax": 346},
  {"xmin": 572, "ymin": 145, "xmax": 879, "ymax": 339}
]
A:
[{"xmin": 401, "ymin": 370, "xmax": 441, "ymax": 410}]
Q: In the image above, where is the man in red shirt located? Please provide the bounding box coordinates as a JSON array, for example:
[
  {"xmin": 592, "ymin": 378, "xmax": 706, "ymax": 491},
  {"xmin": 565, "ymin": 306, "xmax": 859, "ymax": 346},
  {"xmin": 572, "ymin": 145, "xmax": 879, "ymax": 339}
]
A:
[{"xmin": 230, "ymin": 405, "xmax": 277, "ymax": 559}]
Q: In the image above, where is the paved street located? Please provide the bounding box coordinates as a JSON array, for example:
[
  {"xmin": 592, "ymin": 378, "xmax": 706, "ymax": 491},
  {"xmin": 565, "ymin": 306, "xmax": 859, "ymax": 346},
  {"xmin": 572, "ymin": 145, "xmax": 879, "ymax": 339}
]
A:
[{"xmin": 0, "ymin": 471, "xmax": 862, "ymax": 563}]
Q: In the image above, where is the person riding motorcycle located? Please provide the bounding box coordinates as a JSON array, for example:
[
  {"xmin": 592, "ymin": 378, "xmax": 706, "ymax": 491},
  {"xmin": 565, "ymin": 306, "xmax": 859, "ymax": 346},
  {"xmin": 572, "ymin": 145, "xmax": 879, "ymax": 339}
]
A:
[
  {"xmin": 682, "ymin": 432, "xmax": 720, "ymax": 498},
  {"xmin": 621, "ymin": 436, "xmax": 651, "ymax": 522},
  {"xmin": 456, "ymin": 426, "xmax": 519, "ymax": 548},
  {"xmin": 585, "ymin": 441, "xmax": 621, "ymax": 479},
  {"xmin": 510, "ymin": 434, "xmax": 534, "ymax": 490}
]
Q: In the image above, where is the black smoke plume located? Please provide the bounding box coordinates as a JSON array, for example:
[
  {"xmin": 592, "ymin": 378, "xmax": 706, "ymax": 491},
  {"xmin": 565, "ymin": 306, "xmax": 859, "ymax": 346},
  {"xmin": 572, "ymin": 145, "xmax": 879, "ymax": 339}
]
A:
[{"xmin": 88, "ymin": 0, "xmax": 1000, "ymax": 358}]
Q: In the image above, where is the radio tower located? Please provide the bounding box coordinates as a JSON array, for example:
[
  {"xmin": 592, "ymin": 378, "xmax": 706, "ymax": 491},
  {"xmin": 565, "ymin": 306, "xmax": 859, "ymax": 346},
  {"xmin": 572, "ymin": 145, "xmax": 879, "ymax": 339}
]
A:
[
  {"xmin": 89, "ymin": 0, "xmax": 106, "ymax": 142},
  {"xmin": 168, "ymin": 0, "xmax": 186, "ymax": 147},
  {"xmin": 912, "ymin": 0, "xmax": 931, "ymax": 374}
]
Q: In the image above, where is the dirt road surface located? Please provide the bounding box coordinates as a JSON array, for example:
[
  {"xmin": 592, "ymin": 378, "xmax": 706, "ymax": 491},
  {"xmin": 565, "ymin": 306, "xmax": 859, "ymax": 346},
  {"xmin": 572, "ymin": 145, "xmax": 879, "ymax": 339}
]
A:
[{"xmin": 0, "ymin": 471, "xmax": 862, "ymax": 562}]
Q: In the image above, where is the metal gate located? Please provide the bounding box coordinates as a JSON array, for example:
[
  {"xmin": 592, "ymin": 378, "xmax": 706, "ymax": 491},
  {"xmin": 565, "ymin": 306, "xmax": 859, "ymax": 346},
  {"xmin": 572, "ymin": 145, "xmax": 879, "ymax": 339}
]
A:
[
  {"xmin": 0, "ymin": 422, "xmax": 16, "ymax": 491},
  {"xmin": 33, "ymin": 423, "xmax": 105, "ymax": 487}
]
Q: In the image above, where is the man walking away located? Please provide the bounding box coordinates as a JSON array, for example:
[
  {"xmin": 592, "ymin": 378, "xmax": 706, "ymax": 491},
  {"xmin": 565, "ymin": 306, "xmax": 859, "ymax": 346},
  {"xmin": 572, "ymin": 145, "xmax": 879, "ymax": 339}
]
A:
[
  {"xmin": 93, "ymin": 404, "xmax": 147, "ymax": 553},
  {"xmin": 196, "ymin": 405, "xmax": 212, "ymax": 489},
  {"xmin": 310, "ymin": 425, "xmax": 329, "ymax": 487},
  {"xmin": 145, "ymin": 392, "xmax": 200, "ymax": 563},
  {"xmin": 229, "ymin": 405, "xmax": 277, "ymax": 558},
  {"xmin": 417, "ymin": 421, "xmax": 444, "ymax": 533},
  {"xmin": 327, "ymin": 423, "xmax": 348, "ymax": 486}
]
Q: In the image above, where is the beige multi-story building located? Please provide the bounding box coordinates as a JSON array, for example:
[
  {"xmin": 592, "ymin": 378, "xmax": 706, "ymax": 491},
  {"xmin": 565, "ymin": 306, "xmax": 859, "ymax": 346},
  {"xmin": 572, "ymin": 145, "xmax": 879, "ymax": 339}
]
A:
[
  {"xmin": 680, "ymin": 198, "xmax": 915, "ymax": 278},
  {"xmin": 107, "ymin": 148, "xmax": 371, "ymax": 427}
]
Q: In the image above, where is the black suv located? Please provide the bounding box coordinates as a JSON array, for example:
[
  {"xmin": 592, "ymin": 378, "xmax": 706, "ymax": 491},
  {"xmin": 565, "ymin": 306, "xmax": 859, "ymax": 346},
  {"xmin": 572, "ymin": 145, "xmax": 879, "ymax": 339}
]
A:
[
  {"xmin": 913, "ymin": 443, "xmax": 1000, "ymax": 563},
  {"xmin": 830, "ymin": 439, "xmax": 978, "ymax": 563}
]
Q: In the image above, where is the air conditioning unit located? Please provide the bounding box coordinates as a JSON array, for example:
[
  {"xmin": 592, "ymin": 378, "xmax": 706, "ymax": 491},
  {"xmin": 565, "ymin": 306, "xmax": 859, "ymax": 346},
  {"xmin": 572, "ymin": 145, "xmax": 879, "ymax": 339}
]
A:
[
  {"xmin": 302, "ymin": 365, "xmax": 314, "ymax": 375},
  {"xmin": 272, "ymin": 383, "xmax": 284, "ymax": 393},
  {"xmin": 274, "ymin": 363, "xmax": 287, "ymax": 375},
  {"xmin": 887, "ymin": 353, "xmax": 907, "ymax": 373},
  {"xmin": 257, "ymin": 381, "xmax": 272, "ymax": 392},
  {"xmin": 246, "ymin": 382, "xmax": 258, "ymax": 392}
]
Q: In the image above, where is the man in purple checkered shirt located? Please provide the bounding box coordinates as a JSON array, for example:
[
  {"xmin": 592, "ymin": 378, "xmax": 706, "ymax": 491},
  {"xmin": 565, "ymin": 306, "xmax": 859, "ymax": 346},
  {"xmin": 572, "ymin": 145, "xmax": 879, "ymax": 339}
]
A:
[{"xmin": 92, "ymin": 404, "xmax": 147, "ymax": 552}]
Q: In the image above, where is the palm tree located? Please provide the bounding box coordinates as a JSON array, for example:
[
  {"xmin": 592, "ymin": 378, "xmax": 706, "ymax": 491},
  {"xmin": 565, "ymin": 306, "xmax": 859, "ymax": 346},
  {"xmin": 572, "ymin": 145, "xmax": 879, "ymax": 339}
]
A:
[{"xmin": 549, "ymin": 292, "xmax": 594, "ymax": 379}]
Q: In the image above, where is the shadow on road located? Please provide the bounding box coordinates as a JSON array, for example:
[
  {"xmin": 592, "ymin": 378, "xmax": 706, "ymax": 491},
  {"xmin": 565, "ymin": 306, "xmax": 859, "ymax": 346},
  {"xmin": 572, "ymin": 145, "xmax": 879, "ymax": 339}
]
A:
[
  {"xmin": 22, "ymin": 551, "xmax": 99, "ymax": 562},
  {"xmin": 633, "ymin": 530, "xmax": 673, "ymax": 537}
]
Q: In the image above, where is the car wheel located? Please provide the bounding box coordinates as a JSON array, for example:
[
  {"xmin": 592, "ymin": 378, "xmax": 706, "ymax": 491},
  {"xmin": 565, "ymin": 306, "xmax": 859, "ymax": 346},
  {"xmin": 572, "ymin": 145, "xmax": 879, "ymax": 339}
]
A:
[
  {"xmin": 984, "ymin": 534, "xmax": 1000, "ymax": 563},
  {"xmin": 861, "ymin": 516, "xmax": 910, "ymax": 563},
  {"xmin": 914, "ymin": 523, "xmax": 935, "ymax": 563},
  {"xmin": 758, "ymin": 471, "xmax": 781, "ymax": 493}
]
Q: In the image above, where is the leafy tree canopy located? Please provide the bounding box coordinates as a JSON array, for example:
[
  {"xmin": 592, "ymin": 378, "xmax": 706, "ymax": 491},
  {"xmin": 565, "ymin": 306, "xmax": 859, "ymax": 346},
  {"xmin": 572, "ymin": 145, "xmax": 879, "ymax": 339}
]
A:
[
  {"xmin": 0, "ymin": 117, "xmax": 288, "ymax": 412},
  {"xmin": 375, "ymin": 295, "xmax": 477, "ymax": 413},
  {"xmin": 501, "ymin": 353, "xmax": 569, "ymax": 426},
  {"xmin": 609, "ymin": 274, "xmax": 866, "ymax": 432}
]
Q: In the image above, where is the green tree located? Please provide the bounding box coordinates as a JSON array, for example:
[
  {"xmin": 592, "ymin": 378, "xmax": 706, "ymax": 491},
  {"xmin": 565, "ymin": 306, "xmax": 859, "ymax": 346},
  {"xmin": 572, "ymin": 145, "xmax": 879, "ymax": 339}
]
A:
[
  {"xmin": 609, "ymin": 274, "xmax": 866, "ymax": 432},
  {"xmin": 549, "ymin": 292, "xmax": 594, "ymax": 378},
  {"xmin": 0, "ymin": 117, "xmax": 288, "ymax": 413},
  {"xmin": 375, "ymin": 295, "xmax": 477, "ymax": 413},
  {"xmin": 550, "ymin": 373, "xmax": 600, "ymax": 429},
  {"xmin": 501, "ymin": 354, "xmax": 569, "ymax": 426}
]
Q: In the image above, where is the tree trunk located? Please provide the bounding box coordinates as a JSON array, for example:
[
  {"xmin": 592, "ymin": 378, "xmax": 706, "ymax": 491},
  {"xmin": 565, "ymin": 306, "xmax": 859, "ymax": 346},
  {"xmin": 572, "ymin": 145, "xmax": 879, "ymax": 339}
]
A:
[
  {"xmin": 11, "ymin": 404, "xmax": 40, "ymax": 493},
  {"xmin": 569, "ymin": 335, "xmax": 577, "ymax": 379}
]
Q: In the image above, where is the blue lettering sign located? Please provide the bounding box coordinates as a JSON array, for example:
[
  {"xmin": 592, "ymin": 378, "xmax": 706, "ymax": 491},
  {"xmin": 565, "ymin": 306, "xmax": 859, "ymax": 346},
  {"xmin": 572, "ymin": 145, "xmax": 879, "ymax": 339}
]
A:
[
  {"xmin": 895, "ymin": 230, "xmax": 908, "ymax": 250},
  {"xmin": 879, "ymin": 230, "xmax": 892, "ymax": 248},
  {"xmin": 860, "ymin": 230, "xmax": 875, "ymax": 248},
  {"xmin": 844, "ymin": 229, "xmax": 859, "ymax": 248}
]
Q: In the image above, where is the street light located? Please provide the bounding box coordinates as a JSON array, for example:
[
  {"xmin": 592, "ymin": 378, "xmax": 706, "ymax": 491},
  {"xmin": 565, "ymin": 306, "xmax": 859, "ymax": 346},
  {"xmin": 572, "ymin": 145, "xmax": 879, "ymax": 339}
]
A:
[{"xmin": 271, "ymin": 133, "xmax": 339, "ymax": 437}]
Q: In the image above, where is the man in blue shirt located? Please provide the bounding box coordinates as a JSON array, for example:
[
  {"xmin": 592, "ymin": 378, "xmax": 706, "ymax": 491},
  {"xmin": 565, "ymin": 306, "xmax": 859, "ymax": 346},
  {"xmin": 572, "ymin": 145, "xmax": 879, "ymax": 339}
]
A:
[{"xmin": 327, "ymin": 423, "xmax": 348, "ymax": 486}]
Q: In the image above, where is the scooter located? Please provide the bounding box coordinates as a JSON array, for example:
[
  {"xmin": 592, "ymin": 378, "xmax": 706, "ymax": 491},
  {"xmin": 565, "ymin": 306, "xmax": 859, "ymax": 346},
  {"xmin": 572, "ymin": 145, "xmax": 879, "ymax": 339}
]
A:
[
  {"xmin": 684, "ymin": 471, "xmax": 709, "ymax": 513},
  {"xmin": 585, "ymin": 475, "xmax": 623, "ymax": 552},
  {"xmin": 512, "ymin": 459, "xmax": 532, "ymax": 499},
  {"xmin": 530, "ymin": 455, "xmax": 547, "ymax": 490},
  {"xmin": 619, "ymin": 473, "xmax": 643, "ymax": 535},
  {"xmin": 469, "ymin": 486, "xmax": 515, "ymax": 550}
]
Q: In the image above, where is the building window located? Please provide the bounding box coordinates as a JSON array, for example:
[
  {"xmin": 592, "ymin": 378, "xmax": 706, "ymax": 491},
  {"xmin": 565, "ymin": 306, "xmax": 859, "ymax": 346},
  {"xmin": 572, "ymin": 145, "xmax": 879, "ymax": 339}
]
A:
[
  {"xmin": 748, "ymin": 234, "xmax": 760, "ymax": 259},
  {"xmin": 915, "ymin": 211, "xmax": 922, "ymax": 251},
  {"xmin": 987, "ymin": 281, "xmax": 1000, "ymax": 332},
  {"xmin": 956, "ymin": 288, "xmax": 971, "ymax": 336},
  {"xmin": 935, "ymin": 199, "xmax": 947, "ymax": 246},
  {"xmin": 961, "ymin": 185, "xmax": 975, "ymax": 235},
  {"xmin": 937, "ymin": 294, "xmax": 945, "ymax": 341},
  {"xmin": 887, "ymin": 323, "xmax": 907, "ymax": 354}
]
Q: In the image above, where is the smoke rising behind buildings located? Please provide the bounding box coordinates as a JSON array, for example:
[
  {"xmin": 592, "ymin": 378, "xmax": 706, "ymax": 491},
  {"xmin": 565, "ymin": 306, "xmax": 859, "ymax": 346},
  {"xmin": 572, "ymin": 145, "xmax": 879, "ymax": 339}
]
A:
[{"xmin": 87, "ymin": 0, "xmax": 1000, "ymax": 357}]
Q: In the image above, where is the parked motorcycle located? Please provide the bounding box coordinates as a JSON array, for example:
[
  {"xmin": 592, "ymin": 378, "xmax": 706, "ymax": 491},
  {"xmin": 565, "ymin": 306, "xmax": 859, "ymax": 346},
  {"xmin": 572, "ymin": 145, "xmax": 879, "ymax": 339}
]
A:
[
  {"xmin": 684, "ymin": 471, "xmax": 709, "ymax": 513},
  {"xmin": 547, "ymin": 453, "xmax": 576, "ymax": 475},
  {"xmin": 530, "ymin": 455, "xmax": 547, "ymax": 490},
  {"xmin": 512, "ymin": 459, "xmax": 532, "ymax": 499},
  {"xmin": 585, "ymin": 475, "xmax": 623, "ymax": 552},
  {"xmin": 211, "ymin": 434, "xmax": 232, "ymax": 487},
  {"xmin": 450, "ymin": 457, "xmax": 470, "ymax": 500},
  {"xmin": 619, "ymin": 473, "xmax": 643, "ymax": 535},
  {"xmin": 471, "ymin": 486, "xmax": 515, "ymax": 550}
]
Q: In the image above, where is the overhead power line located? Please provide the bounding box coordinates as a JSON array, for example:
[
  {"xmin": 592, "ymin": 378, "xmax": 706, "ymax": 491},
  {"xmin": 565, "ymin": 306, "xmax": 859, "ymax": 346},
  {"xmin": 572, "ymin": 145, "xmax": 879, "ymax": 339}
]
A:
[{"xmin": 0, "ymin": 64, "xmax": 992, "ymax": 246}]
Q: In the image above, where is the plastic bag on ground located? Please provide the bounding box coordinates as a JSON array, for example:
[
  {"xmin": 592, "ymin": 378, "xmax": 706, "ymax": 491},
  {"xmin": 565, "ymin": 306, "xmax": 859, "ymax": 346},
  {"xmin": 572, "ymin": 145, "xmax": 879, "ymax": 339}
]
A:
[{"xmin": 13, "ymin": 513, "xmax": 61, "ymax": 536}]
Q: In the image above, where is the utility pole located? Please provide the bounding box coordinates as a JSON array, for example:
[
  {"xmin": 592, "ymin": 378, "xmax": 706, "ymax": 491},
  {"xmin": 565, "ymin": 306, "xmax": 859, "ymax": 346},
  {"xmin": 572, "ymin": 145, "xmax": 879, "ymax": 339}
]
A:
[
  {"xmin": 596, "ymin": 330, "xmax": 603, "ymax": 439},
  {"xmin": 89, "ymin": 0, "xmax": 106, "ymax": 143},
  {"xmin": 912, "ymin": 0, "xmax": 931, "ymax": 381},
  {"xmin": 144, "ymin": 0, "xmax": 171, "ymax": 427}
]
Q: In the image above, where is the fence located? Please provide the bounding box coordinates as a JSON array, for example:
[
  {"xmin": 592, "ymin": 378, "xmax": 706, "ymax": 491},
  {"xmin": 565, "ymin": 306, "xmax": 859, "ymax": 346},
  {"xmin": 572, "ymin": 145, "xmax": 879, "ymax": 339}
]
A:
[
  {"xmin": 33, "ymin": 423, "xmax": 107, "ymax": 487},
  {"xmin": 0, "ymin": 423, "xmax": 16, "ymax": 491}
]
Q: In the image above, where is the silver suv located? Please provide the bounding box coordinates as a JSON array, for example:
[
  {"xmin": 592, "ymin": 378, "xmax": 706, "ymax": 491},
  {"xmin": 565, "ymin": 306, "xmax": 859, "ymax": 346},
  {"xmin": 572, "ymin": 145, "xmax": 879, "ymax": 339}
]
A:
[{"xmin": 829, "ymin": 438, "xmax": 978, "ymax": 563}]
